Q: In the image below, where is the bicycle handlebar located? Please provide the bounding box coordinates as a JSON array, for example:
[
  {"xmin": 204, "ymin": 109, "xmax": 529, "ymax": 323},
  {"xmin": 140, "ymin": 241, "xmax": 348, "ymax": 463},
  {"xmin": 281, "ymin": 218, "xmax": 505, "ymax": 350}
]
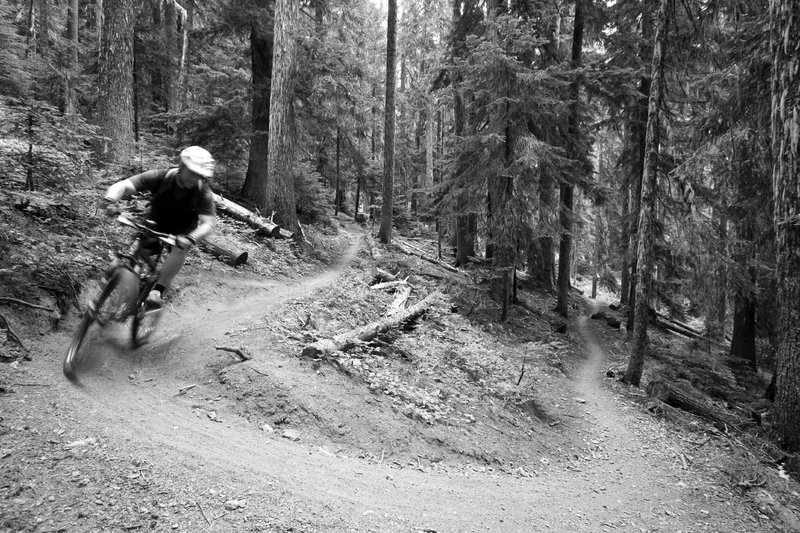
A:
[{"xmin": 117, "ymin": 214, "xmax": 177, "ymax": 247}]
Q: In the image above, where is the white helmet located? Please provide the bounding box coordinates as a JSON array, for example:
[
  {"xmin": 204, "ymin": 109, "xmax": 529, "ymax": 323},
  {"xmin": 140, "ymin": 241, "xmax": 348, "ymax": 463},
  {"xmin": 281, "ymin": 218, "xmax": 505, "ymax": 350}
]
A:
[{"xmin": 180, "ymin": 146, "xmax": 215, "ymax": 178}]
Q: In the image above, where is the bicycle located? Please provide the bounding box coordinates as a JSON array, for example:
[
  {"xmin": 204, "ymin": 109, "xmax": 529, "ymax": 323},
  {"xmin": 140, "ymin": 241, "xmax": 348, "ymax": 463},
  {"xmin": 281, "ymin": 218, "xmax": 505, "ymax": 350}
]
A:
[{"xmin": 63, "ymin": 214, "xmax": 177, "ymax": 381}]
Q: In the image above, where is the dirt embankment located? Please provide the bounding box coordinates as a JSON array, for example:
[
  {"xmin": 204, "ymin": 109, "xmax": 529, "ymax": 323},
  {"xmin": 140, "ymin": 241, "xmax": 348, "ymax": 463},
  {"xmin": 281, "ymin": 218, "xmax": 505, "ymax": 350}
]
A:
[{"xmin": 1, "ymin": 214, "xmax": 798, "ymax": 532}]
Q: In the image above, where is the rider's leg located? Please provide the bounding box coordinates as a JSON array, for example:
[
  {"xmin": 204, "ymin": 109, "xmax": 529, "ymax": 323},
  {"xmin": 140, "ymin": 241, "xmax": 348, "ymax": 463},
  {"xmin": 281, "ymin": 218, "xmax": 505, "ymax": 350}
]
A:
[{"xmin": 152, "ymin": 245, "xmax": 189, "ymax": 298}]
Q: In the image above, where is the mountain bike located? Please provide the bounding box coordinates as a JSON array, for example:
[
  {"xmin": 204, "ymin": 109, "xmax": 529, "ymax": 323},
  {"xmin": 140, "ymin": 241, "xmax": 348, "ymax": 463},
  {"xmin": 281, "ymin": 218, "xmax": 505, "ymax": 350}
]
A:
[{"xmin": 63, "ymin": 215, "xmax": 176, "ymax": 381}]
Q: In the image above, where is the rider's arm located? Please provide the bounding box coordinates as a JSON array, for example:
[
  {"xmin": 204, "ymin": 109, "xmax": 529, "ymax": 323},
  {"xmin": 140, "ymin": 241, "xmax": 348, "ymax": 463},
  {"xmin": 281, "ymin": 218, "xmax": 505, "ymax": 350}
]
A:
[
  {"xmin": 187, "ymin": 214, "xmax": 215, "ymax": 244},
  {"xmin": 104, "ymin": 178, "xmax": 138, "ymax": 202}
]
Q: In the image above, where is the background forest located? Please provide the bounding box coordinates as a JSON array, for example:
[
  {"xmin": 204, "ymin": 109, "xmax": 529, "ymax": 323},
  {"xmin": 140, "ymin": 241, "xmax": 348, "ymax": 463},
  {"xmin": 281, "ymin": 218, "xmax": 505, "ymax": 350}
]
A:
[{"xmin": 2, "ymin": 0, "xmax": 800, "ymax": 456}]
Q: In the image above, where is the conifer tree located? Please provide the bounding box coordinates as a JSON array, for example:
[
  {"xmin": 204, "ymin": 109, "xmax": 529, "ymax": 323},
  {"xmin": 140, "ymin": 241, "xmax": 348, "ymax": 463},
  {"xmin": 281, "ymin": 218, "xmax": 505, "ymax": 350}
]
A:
[
  {"xmin": 770, "ymin": 0, "xmax": 800, "ymax": 450},
  {"xmin": 97, "ymin": 0, "xmax": 135, "ymax": 163},
  {"xmin": 265, "ymin": 0, "xmax": 299, "ymax": 230},
  {"xmin": 378, "ymin": 0, "xmax": 398, "ymax": 244}
]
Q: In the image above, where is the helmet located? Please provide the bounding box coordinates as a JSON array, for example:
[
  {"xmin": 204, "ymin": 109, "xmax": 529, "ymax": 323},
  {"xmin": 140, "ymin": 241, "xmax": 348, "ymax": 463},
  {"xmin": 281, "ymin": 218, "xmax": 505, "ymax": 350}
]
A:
[{"xmin": 180, "ymin": 146, "xmax": 215, "ymax": 178}]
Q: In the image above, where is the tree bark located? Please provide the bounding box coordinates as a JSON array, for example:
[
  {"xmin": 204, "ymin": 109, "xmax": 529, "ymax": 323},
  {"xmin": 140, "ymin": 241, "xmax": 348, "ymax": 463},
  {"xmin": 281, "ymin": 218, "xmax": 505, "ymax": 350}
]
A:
[
  {"xmin": 241, "ymin": 1, "xmax": 274, "ymax": 206},
  {"xmin": 770, "ymin": 0, "xmax": 800, "ymax": 451},
  {"xmin": 729, "ymin": 292, "xmax": 756, "ymax": 368},
  {"xmin": 626, "ymin": 0, "xmax": 655, "ymax": 329},
  {"xmin": 65, "ymin": 0, "xmax": 79, "ymax": 115},
  {"xmin": 96, "ymin": 0, "xmax": 135, "ymax": 164},
  {"xmin": 378, "ymin": 0, "xmax": 398, "ymax": 245},
  {"xmin": 555, "ymin": 0, "xmax": 584, "ymax": 318},
  {"xmin": 626, "ymin": 0, "xmax": 668, "ymax": 387},
  {"xmin": 619, "ymin": 173, "xmax": 631, "ymax": 304},
  {"xmin": 265, "ymin": 0, "xmax": 299, "ymax": 232}
]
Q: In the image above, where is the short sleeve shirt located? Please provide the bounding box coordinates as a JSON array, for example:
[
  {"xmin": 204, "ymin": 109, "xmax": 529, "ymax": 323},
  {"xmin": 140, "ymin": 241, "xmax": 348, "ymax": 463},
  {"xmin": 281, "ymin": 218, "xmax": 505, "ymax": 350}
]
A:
[{"xmin": 129, "ymin": 168, "xmax": 216, "ymax": 234}]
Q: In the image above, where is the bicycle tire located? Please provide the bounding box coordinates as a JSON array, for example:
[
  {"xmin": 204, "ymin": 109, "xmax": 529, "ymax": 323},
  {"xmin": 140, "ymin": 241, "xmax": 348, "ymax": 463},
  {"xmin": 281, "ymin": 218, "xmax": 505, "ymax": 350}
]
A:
[
  {"xmin": 131, "ymin": 281, "xmax": 162, "ymax": 348},
  {"xmin": 63, "ymin": 274, "xmax": 120, "ymax": 381}
]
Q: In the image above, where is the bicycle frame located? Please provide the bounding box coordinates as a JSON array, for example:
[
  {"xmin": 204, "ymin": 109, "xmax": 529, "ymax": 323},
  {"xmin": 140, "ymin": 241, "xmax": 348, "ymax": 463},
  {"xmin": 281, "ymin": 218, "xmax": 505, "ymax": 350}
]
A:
[{"xmin": 63, "ymin": 215, "xmax": 178, "ymax": 380}]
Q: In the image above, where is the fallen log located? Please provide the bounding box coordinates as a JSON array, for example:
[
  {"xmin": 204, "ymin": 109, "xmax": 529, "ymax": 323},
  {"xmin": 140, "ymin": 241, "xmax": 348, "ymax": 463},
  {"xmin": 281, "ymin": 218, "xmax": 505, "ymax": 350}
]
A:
[
  {"xmin": 301, "ymin": 291, "xmax": 441, "ymax": 358},
  {"xmin": 654, "ymin": 311, "xmax": 704, "ymax": 336},
  {"xmin": 653, "ymin": 317, "xmax": 727, "ymax": 348},
  {"xmin": 200, "ymin": 236, "xmax": 248, "ymax": 266},
  {"xmin": 386, "ymin": 285, "xmax": 412, "ymax": 316},
  {"xmin": 373, "ymin": 268, "xmax": 397, "ymax": 283},
  {"xmin": 646, "ymin": 379, "xmax": 740, "ymax": 430},
  {"xmin": 370, "ymin": 280, "xmax": 408, "ymax": 291},
  {"xmin": 393, "ymin": 239, "xmax": 463, "ymax": 275},
  {"xmin": 212, "ymin": 194, "xmax": 286, "ymax": 239}
]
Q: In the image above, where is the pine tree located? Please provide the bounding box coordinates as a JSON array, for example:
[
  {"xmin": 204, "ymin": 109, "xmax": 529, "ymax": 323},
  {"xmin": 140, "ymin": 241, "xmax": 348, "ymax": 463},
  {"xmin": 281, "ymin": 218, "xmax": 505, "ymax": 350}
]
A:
[
  {"xmin": 97, "ymin": 0, "xmax": 135, "ymax": 163},
  {"xmin": 265, "ymin": 0, "xmax": 299, "ymax": 230},
  {"xmin": 626, "ymin": 0, "xmax": 669, "ymax": 387},
  {"xmin": 770, "ymin": 0, "xmax": 800, "ymax": 451},
  {"xmin": 378, "ymin": 0, "xmax": 397, "ymax": 244}
]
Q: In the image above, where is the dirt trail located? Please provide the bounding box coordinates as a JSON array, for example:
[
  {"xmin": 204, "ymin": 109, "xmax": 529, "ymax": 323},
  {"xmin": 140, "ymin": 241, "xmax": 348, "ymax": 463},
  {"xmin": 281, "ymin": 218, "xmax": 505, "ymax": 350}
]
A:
[{"xmin": 1, "ymin": 238, "xmax": 773, "ymax": 532}]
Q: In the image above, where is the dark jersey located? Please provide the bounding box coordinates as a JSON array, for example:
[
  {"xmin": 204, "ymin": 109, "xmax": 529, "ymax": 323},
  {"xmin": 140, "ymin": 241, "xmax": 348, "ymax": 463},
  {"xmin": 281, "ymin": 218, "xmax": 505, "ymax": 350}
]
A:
[{"xmin": 129, "ymin": 168, "xmax": 216, "ymax": 234}]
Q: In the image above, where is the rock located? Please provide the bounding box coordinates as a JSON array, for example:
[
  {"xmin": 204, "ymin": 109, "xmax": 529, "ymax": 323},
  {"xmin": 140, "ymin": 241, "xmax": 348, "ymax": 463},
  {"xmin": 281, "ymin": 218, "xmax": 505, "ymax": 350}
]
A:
[
  {"xmin": 224, "ymin": 499, "xmax": 246, "ymax": 511},
  {"xmin": 281, "ymin": 429, "xmax": 301, "ymax": 441},
  {"xmin": 260, "ymin": 424, "xmax": 275, "ymax": 433}
]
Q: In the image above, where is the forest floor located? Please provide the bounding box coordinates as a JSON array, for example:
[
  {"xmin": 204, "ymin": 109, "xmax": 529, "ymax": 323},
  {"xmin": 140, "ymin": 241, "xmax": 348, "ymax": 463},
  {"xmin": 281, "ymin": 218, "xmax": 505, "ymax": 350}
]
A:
[{"xmin": 2, "ymin": 186, "xmax": 800, "ymax": 532}]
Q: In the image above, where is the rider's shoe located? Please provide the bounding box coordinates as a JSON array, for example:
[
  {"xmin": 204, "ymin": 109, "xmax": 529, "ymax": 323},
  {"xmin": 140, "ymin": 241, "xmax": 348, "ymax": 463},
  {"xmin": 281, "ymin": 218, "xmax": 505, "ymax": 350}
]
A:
[{"xmin": 146, "ymin": 289, "xmax": 163, "ymax": 309}]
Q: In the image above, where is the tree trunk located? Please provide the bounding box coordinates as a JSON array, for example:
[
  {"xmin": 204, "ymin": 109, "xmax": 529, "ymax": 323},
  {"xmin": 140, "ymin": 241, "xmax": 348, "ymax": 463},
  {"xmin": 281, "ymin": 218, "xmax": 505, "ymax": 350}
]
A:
[
  {"xmin": 730, "ymin": 292, "xmax": 756, "ymax": 368},
  {"xmin": 175, "ymin": 0, "xmax": 192, "ymax": 116},
  {"xmin": 619, "ymin": 173, "xmax": 631, "ymax": 304},
  {"xmin": 705, "ymin": 202, "xmax": 728, "ymax": 340},
  {"xmin": 163, "ymin": 0, "xmax": 179, "ymax": 121},
  {"xmin": 454, "ymin": 88, "xmax": 475, "ymax": 265},
  {"xmin": 770, "ymin": 0, "xmax": 800, "ymax": 451},
  {"xmin": 97, "ymin": 0, "xmax": 135, "ymax": 164},
  {"xmin": 241, "ymin": 2, "xmax": 274, "ymax": 206},
  {"xmin": 536, "ymin": 171, "xmax": 556, "ymax": 288},
  {"xmin": 378, "ymin": 0, "xmax": 397, "ymax": 245},
  {"xmin": 37, "ymin": 0, "xmax": 50, "ymax": 56},
  {"xmin": 625, "ymin": 0, "xmax": 668, "ymax": 387},
  {"xmin": 626, "ymin": 0, "xmax": 655, "ymax": 329},
  {"xmin": 265, "ymin": 0, "xmax": 299, "ymax": 232},
  {"xmin": 555, "ymin": 0, "xmax": 584, "ymax": 318},
  {"xmin": 65, "ymin": 0, "xmax": 79, "ymax": 115}
]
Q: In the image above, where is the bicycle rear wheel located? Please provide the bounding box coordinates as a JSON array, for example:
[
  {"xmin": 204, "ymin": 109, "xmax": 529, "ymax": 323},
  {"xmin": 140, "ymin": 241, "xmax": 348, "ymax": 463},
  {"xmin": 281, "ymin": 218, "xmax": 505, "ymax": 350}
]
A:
[
  {"xmin": 131, "ymin": 282, "xmax": 163, "ymax": 348},
  {"xmin": 63, "ymin": 274, "xmax": 120, "ymax": 381}
]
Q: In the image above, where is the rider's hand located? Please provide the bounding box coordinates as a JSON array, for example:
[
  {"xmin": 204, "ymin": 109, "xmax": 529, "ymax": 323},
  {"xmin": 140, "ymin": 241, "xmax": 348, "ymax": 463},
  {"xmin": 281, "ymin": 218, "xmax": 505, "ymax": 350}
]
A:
[
  {"xmin": 174, "ymin": 234, "xmax": 196, "ymax": 250},
  {"xmin": 99, "ymin": 197, "xmax": 121, "ymax": 217}
]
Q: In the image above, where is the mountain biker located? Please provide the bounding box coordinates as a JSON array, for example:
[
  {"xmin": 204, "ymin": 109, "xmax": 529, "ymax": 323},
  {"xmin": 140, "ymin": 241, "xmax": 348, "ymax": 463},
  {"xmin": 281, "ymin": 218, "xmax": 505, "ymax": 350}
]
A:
[{"xmin": 99, "ymin": 146, "xmax": 217, "ymax": 309}]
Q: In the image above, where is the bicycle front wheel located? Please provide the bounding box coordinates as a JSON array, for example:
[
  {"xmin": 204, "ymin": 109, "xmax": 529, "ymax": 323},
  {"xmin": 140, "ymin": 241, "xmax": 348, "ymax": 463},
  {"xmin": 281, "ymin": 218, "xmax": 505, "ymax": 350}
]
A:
[{"xmin": 63, "ymin": 274, "xmax": 120, "ymax": 381}]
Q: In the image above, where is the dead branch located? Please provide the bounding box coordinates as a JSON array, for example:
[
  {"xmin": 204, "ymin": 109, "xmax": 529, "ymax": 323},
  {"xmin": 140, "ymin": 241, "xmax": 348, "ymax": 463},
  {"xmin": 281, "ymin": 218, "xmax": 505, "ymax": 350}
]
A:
[
  {"xmin": 176, "ymin": 384, "xmax": 197, "ymax": 395},
  {"xmin": 192, "ymin": 498, "xmax": 212, "ymax": 526},
  {"xmin": 0, "ymin": 312, "xmax": 27, "ymax": 352},
  {"xmin": 0, "ymin": 297, "xmax": 55, "ymax": 312},
  {"xmin": 214, "ymin": 346, "xmax": 252, "ymax": 361}
]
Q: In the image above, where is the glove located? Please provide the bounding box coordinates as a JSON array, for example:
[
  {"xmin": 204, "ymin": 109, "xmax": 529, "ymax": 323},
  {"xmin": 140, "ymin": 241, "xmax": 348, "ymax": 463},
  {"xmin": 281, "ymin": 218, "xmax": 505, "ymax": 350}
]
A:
[
  {"xmin": 99, "ymin": 197, "xmax": 121, "ymax": 217},
  {"xmin": 175, "ymin": 234, "xmax": 197, "ymax": 250}
]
